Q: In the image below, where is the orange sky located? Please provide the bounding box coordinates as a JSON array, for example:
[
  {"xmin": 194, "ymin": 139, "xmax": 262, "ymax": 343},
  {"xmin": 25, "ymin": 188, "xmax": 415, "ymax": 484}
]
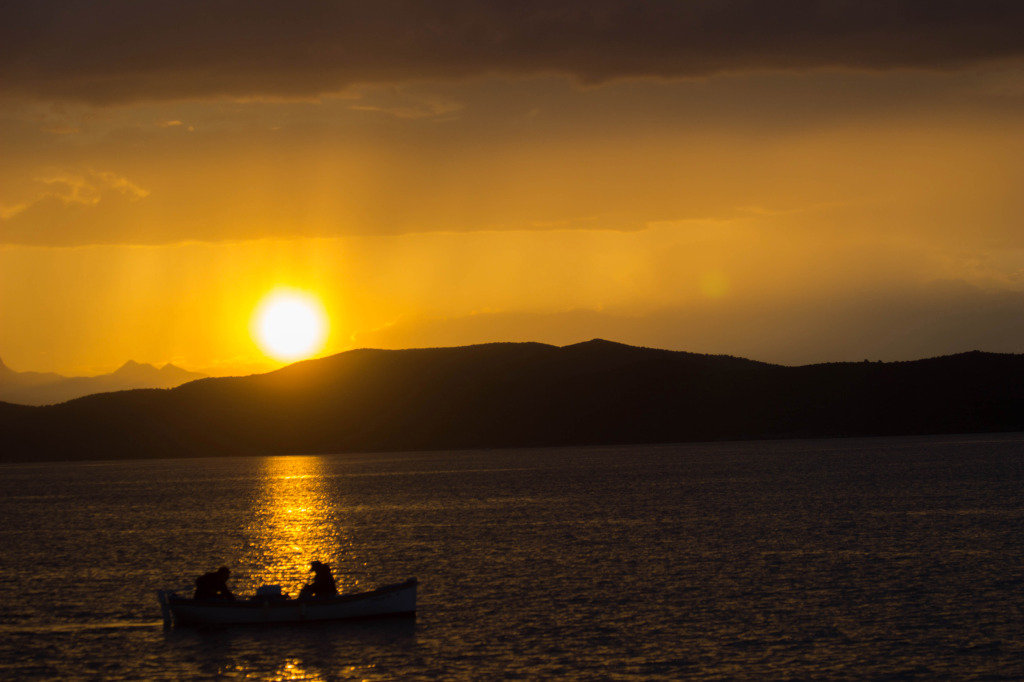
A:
[{"xmin": 3, "ymin": 2, "xmax": 1024, "ymax": 376}]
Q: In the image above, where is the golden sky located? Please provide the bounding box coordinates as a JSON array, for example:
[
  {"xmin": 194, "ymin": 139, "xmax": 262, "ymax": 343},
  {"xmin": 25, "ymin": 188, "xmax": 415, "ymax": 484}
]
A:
[{"xmin": 3, "ymin": 2, "xmax": 1024, "ymax": 376}]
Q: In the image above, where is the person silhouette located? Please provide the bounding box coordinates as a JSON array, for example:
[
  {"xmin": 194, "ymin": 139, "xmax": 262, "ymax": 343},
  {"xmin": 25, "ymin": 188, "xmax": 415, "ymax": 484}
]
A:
[
  {"xmin": 299, "ymin": 560, "xmax": 338, "ymax": 598},
  {"xmin": 193, "ymin": 566, "xmax": 235, "ymax": 600}
]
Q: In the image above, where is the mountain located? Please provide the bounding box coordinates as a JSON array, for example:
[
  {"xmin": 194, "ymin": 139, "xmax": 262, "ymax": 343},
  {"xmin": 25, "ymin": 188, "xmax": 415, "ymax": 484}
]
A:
[
  {"xmin": 0, "ymin": 357, "xmax": 64, "ymax": 388},
  {"xmin": 2, "ymin": 340, "xmax": 1023, "ymax": 463},
  {"xmin": 0, "ymin": 359, "xmax": 206, "ymax": 406}
]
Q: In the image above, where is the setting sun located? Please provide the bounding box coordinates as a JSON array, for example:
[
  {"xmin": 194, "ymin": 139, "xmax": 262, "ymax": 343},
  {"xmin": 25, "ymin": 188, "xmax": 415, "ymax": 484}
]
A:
[{"xmin": 252, "ymin": 289, "xmax": 329, "ymax": 363}]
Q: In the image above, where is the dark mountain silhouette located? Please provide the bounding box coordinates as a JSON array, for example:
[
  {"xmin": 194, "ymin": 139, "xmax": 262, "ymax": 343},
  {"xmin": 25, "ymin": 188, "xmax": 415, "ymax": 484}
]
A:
[
  {"xmin": 2, "ymin": 340, "xmax": 1023, "ymax": 463},
  {"xmin": 0, "ymin": 358, "xmax": 206, "ymax": 406}
]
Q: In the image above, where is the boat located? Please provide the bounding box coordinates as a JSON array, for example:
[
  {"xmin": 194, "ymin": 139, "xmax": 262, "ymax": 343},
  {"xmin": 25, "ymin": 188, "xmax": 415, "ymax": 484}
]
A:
[{"xmin": 157, "ymin": 577, "xmax": 417, "ymax": 627}]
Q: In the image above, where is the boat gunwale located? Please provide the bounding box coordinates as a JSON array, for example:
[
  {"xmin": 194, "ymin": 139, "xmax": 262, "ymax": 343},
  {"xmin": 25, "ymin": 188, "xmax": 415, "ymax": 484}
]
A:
[{"xmin": 166, "ymin": 577, "xmax": 417, "ymax": 611}]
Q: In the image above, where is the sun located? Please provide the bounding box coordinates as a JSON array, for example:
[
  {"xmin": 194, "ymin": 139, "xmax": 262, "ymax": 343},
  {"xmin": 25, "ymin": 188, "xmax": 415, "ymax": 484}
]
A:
[{"xmin": 251, "ymin": 289, "xmax": 329, "ymax": 362}]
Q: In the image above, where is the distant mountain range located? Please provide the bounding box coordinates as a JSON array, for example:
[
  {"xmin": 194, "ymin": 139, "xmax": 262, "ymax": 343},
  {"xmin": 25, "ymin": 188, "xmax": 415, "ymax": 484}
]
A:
[
  {"xmin": 2, "ymin": 340, "xmax": 1023, "ymax": 462},
  {"xmin": 0, "ymin": 359, "xmax": 206, "ymax": 406}
]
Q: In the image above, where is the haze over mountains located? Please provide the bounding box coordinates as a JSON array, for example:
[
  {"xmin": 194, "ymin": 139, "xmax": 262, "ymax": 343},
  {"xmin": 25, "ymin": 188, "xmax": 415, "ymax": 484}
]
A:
[
  {"xmin": 0, "ymin": 359, "xmax": 205, "ymax": 406},
  {"xmin": 2, "ymin": 340, "xmax": 1023, "ymax": 463}
]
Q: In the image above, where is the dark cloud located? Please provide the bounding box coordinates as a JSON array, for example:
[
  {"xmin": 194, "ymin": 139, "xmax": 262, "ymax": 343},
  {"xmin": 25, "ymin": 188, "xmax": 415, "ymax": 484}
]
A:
[{"xmin": 3, "ymin": 1, "xmax": 1023, "ymax": 103}]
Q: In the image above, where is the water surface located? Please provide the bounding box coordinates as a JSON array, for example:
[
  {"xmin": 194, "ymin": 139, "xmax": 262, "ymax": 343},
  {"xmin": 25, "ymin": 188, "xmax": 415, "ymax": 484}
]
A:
[{"xmin": 2, "ymin": 434, "xmax": 1023, "ymax": 679}]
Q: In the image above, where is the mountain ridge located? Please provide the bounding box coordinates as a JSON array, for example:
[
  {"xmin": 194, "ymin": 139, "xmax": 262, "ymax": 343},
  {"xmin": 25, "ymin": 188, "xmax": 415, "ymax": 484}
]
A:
[
  {"xmin": 2, "ymin": 340, "xmax": 1022, "ymax": 462},
  {"xmin": 0, "ymin": 358, "xmax": 206, "ymax": 406}
]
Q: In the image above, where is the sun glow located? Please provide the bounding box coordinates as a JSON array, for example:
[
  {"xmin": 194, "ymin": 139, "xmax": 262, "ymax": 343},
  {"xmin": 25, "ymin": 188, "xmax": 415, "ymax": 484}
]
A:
[{"xmin": 252, "ymin": 289, "xmax": 329, "ymax": 362}]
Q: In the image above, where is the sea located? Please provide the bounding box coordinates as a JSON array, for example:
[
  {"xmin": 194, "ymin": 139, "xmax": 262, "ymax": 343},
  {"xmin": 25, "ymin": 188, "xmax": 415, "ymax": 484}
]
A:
[{"xmin": 2, "ymin": 434, "xmax": 1023, "ymax": 680}]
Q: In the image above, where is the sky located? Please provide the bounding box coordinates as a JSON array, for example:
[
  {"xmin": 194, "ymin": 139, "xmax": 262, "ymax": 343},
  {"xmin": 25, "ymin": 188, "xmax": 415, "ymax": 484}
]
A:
[{"xmin": 3, "ymin": 1, "xmax": 1024, "ymax": 376}]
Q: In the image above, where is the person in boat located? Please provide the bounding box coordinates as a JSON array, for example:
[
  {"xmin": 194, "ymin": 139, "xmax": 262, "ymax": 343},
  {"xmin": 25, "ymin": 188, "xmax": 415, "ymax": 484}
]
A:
[
  {"xmin": 193, "ymin": 566, "xmax": 236, "ymax": 600},
  {"xmin": 299, "ymin": 560, "xmax": 338, "ymax": 598}
]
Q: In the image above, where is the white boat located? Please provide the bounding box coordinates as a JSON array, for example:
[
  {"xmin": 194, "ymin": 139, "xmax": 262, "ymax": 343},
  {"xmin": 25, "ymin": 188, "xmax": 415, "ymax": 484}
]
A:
[{"xmin": 157, "ymin": 578, "xmax": 417, "ymax": 627}]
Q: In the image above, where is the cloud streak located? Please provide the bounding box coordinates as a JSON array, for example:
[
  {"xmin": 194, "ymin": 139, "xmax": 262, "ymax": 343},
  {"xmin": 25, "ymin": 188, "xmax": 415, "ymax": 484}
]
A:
[{"xmin": 3, "ymin": 1, "xmax": 1024, "ymax": 103}]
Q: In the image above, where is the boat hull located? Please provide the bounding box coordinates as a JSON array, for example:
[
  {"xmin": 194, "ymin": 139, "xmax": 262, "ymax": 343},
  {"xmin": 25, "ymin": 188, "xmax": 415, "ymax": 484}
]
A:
[{"xmin": 159, "ymin": 578, "xmax": 417, "ymax": 627}]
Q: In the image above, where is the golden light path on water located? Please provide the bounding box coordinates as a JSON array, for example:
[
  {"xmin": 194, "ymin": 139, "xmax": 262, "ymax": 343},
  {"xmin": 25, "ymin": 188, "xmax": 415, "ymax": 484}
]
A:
[
  {"xmin": 239, "ymin": 456, "xmax": 362, "ymax": 599},
  {"xmin": 232, "ymin": 457, "xmax": 383, "ymax": 680}
]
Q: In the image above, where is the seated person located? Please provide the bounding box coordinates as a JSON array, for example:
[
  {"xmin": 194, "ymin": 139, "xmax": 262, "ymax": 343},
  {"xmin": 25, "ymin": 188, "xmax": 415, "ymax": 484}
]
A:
[
  {"xmin": 194, "ymin": 566, "xmax": 235, "ymax": 600},
  {"xmin": 298, "ymin": 560, "xmax": 338, "ymax": 598}
]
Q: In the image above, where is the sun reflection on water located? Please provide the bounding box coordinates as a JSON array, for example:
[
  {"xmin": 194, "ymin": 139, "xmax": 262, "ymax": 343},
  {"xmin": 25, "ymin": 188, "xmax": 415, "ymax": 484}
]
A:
[
  {"xmin": 239, "ymin": 456, "xmax": 359, "ymax": 597},
  {"xmin": 220, "ymin": 658, "xmax": 378, "ymax": 682}
]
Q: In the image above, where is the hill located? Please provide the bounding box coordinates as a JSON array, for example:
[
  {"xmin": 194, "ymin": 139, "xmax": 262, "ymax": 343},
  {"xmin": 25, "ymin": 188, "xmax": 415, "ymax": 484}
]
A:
[
  {"xmin": 0, "ymin": 359, "xmax": 206, "ymax": 406},
  {"xmin": 2, "ymin": 340, "xmax": 1023, "ymax": 462}
]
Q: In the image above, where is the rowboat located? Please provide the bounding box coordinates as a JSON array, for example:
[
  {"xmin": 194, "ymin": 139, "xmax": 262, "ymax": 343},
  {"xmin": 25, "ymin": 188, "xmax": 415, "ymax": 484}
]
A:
[{"xmin": 157, "ymin": 577, "xmax": 417, "ymax": 627}]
